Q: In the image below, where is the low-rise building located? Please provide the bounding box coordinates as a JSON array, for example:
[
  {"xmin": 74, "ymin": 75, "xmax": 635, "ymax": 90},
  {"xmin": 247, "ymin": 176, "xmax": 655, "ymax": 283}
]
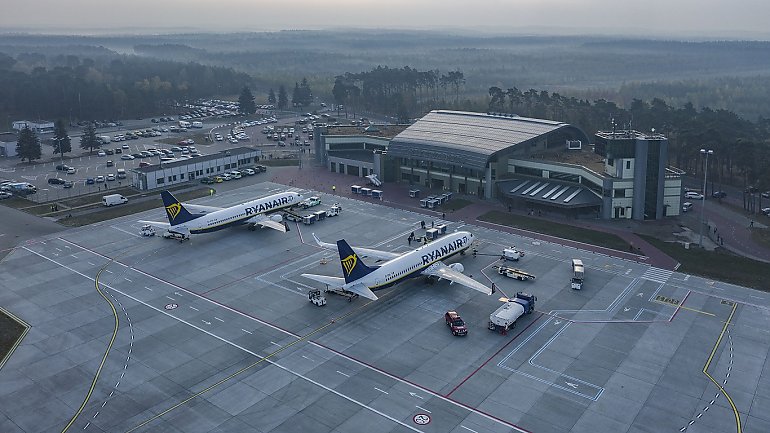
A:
[{"xmin": 130, "ymin": 147, "xmax": 261, "ymax": 190}]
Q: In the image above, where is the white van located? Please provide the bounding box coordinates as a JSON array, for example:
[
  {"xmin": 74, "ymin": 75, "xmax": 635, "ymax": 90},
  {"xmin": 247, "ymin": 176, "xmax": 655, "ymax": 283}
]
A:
[{"xmin": 102, "ymin": 194, "xmax": 128, "ymax": 207}]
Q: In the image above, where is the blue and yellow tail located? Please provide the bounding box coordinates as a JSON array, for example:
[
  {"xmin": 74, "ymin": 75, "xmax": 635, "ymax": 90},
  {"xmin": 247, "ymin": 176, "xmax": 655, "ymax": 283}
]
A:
[
  {"xmin": 161, "ymin": 191, "xmax": 198, "ymax": 226},
  {"xmin": 337, "ymin": 239, "xmax": 377, "ymax": 284}
]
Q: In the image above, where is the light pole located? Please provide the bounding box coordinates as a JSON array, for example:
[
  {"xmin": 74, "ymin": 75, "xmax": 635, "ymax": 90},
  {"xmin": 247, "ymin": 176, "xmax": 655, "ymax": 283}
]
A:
[{"xmin": 698, "ymin": 148, "xmax": 714, "ymax": 247}]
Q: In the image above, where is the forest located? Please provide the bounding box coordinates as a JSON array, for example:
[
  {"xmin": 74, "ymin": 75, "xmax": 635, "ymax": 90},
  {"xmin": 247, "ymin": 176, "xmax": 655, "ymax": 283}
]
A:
[
  {"xmin": 0, "ymin": 51, "xmax": 251, "ymax": 122},
  {"xmin": 4, "ymin": 31, "xmax": 770, "ymax": 118}
]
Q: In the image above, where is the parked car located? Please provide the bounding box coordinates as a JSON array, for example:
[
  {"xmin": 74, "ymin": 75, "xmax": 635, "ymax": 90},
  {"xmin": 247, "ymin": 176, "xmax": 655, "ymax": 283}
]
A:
[
  {"xmin": 47, "ymin": 178, "xmax": 66, "ymax": 185},
  {"xmin": 106, "ymin": 174, "xmax": 116, "ymax": 181},
  {"xmin": 0, "ymin": 191, "xmax": 13, "ymax": 200},
  {"xmin": 762, "ymin": 191, "xmax": 770, "ymax": 199},
  {"xmin": 86, "ymin": 178, "xmax": 95, "ymax": 185},
  {"xmin": 95, "ymin": 175, "xmax": 105, "ymax": 183},
  {"xmin": 66, "ymin": 167, "xmax": 76, "ymax": 174},
  {"xmin": 200, "ymin": 177, "xmax": 215, "ymax": 184},
  {"xmin": 63, "ymin": 181, "xmax": 74, "ymax": 188},
  {"xmin": 106, "ymin": 160, "xmax": 114, "ymax": 167},
  {"xmin": 682, "ymin": 202, "xmax": 694, "ymax": 212},
  {"xmin": 97, "ymin": 150, "xmax": 106, "ymax": 157},
  {"xmin": 444, "ymin": 311, "xmax": 468, "ymax": 336},
  {"xmin": 122, "ymin": 144, "xmax": 130, "ymax": 150},
  {"xmin": 712, "ymin": 191, "xmax": 727, "ymax": 198},
  {"xmin": 684, "ymin": 191, "xmax": 704, "ymax": 200},
  {"xmin": 55, "ymin": 164, "xmax": 68, "ymax": 171},
  {"xmin": 762, "ymin": 207, "xmax": 770, "ymax": 216},
  {"xmin": 121, "ymin": 154, "xmax": 135, "ymax": 160}
]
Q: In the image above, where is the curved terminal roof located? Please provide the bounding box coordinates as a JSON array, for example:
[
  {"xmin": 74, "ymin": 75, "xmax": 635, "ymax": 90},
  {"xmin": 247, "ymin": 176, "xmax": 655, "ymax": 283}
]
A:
[{"xmin": 389, "ymin": 110, "xmax": 589, "ymax": 171}]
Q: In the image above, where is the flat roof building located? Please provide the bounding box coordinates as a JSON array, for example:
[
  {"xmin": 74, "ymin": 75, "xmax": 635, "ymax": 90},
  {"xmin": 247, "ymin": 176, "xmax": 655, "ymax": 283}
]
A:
[{"xmin": 131, "ymin": 147, "xmax": 261, "ymax": 190}]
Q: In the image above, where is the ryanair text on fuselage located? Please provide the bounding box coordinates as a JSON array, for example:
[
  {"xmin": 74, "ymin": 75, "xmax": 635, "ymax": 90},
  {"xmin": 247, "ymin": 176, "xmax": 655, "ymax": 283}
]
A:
[
  {"xmin": 420, "ymin": 235, "xmax": 469, "ymax": 265},
  {"xmin": 244, "ymin": 195, "xmax": 295, "ymax": 216}
]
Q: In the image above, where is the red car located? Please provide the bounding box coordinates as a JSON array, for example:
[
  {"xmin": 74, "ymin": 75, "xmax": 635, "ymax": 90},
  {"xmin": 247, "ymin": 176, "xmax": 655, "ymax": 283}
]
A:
[{"xmin": 445, "ymin": 311, "xmax": 468, "ymax": 336}]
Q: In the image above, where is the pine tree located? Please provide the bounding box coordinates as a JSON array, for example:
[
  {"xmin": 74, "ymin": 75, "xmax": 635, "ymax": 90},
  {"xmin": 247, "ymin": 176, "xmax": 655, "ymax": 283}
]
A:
[
  {"xmin": 80, "ymin": 123, "xmax": 99, "ymax": 153},
  {"xmin": 299, "ymin": 77, "xmax": 313, "ymax": 106},
  {"xmin": 268, "ymin": 88, "xmax": 276, "ymax": 105},
  {"xmin": 16, "ymin": 126, "xmax": 41, "ymax": 163},
  {"xmin": 277, "ymin": 85, "xmax": 288, "ymax": 110},
  {"xmin": 238, "ymin": 86, "xmax": 256, "ymax": 115},
  {"xmin": 292, "ymin": 82, "xmax": 301, "ymax": 107},
  {"xmin": 51, "ymin": 119, "xmax": 72, "ymax": 158}
]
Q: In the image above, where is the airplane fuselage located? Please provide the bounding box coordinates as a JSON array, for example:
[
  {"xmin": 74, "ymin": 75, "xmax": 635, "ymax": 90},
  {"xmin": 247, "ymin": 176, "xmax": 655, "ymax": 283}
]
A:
[
  {"xmin": 175, "ymin": 191, "xmax": 300, "ymax": 234},
  {"xmin": 352, "ymin": 231, "xmax": 474, "ymax": 291}
]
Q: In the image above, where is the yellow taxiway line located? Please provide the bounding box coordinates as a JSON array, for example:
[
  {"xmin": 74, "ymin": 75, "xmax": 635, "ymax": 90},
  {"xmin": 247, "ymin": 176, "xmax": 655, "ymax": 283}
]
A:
[{"xmin": 702, "ymin": 302, "xmax": 741, "ymax": 433}]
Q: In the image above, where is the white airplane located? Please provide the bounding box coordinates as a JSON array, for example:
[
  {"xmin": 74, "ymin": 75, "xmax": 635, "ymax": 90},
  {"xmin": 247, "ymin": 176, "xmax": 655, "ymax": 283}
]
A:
[
  {"xmin": 140, "ymin": 190, "xmax": 302, "ymax": 239},
  {"xmin": 303, "ymin": 231, "xmax": 493, "ymax": 300}
]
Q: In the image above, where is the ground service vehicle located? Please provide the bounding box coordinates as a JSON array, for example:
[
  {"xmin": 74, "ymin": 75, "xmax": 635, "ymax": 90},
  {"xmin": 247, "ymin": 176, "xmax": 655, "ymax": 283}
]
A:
[
  {"xmin": 445, "ymin": 311, "xmax": 468, "ymax": 336},
  {"xmin": 327, "ymin": 204, "xmax": 342, "ymax": 217},
  {"xmin": 102, "ymin": 194, "xmax": 128, "ymax": 207},
  {"xmin": 497, "ymin": 265, "xmax": 536, "ymax": 281},
  {"xmin": 501, "ymin": 247, "xmax": 525, "ymax": 261},
  {"xmin": 571, "ymin": 259, "xmax": 585, "ymax": 290},
  {"xmin": 488, "ymin": 292, "xmax": 537, "ymax": 333},
  {"xmin": 301, "ymin": 196, "xmax": 321, "ymax": 209}
]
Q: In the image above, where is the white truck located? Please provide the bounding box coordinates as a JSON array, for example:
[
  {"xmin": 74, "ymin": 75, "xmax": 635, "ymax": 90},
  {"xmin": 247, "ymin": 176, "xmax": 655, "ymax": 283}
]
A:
[
  {"xmin": 102, "ymin": 194, "xmax": 128, "ymax": 207},
  {"xmin": 571, "ymin": 259, "xmax": 585, "ymax": 290},
  {"xmin": 497, "ymin": 265, "xmax": 536, "ymax": 281},
  {"xmin": 501, "ymin": 247, "xmax": 525, "ymax": 261},
  {"xmin": 191, "ymin": 121, "xmax": 203, "ymax": 128},
  {"xmin": 488, "ymin": 292, "xmax": 537, "ymax": 333},
  {"xmin": 300, "ymin": 196, "xmax": 321, "ymax": 209}
]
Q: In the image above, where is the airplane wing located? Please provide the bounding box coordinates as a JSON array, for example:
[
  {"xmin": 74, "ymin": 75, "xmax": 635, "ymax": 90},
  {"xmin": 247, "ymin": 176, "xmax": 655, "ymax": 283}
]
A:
[
  {"xmin": 312, "ymin": 233, "xmax": 400, "ymax": 261},
  {"xmin": 421, "ymin": 262, "xmax": 493, "ymax": 296},
  {"xmin": 183, "ymin": 203, "xmax": 223, "ymax": 214},
  {"xmin": 301, "ymin": 274, "xmax": 378, "ymax": 300},
  {"xmin": 344, "ymin": 283, "xmax": 378, "ymax": 300},
  {"xmin": 247, "ymin": 214, "xmax": 288, "ymax": 232}
]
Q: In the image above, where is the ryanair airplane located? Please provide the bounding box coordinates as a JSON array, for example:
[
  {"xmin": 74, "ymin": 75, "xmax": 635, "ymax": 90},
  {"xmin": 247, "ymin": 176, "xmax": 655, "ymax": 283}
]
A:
[
  {"xmin": 303, "ymin": 231, "xmax": 492, "ymax": 300},
  {"xmin": 140, "ymin": 190, "xmax": 302, "ymax": 239}
]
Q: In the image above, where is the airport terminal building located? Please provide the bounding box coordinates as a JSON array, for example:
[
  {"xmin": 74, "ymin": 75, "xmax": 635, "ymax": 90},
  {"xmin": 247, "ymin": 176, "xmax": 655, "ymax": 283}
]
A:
[
  {"xmin": 317, "ymin": 110, "xmax": 682, "ymax": 220},
  {"xmin": 131, "ymin": 147, "xmax": 261, "ymax": 190}
]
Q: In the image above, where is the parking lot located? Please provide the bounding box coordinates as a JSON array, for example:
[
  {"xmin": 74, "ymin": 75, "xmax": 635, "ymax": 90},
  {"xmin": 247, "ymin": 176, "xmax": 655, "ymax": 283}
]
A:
[
  {"xmin": 0, "ymin": 110, "xmax": 322, "ymax": 203},
  {"xmin": 2, "ymin": 181, "xmax": 770, "ymax": 432}
]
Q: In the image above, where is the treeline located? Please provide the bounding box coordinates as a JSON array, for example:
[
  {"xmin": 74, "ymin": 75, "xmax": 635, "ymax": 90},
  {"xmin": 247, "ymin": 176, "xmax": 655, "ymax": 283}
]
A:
[
  {"xmin": 332, "ymin": 66, "xmax": 465, "ymax": 121},
  {"xmin": 0, "ymin": 52, "xmax": 252, "ymax": 124},
  {"xmin": 487, "ymin": 86, "xmax": 770, "ymax": 191}
]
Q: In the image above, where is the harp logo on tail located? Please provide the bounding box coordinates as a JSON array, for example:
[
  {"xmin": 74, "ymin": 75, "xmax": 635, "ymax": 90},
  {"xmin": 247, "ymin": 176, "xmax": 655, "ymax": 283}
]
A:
[
  {"xmin": 166, "ymin": 202, "xmax": 182, "ymax": 221},
  {"xmin": 341, "ymin": 254, "xmax": 357, "ymax": 276}
]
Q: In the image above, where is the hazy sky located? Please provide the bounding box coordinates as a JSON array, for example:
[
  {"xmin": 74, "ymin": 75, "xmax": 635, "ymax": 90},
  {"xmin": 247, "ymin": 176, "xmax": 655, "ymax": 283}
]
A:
[{"xmin": 2, "ymin": 0, "xmax": 769, "ymax": 38}]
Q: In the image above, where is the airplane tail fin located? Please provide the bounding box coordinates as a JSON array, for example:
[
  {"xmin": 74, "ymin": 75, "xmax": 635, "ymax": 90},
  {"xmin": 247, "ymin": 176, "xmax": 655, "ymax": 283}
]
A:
[
  {"xmin": 161, "ymin": 190, "xmax": 198, "ymax": 226},
  {"xmin": 337, "ymin": 239, "xmax": 377, "ymax": 284}
]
